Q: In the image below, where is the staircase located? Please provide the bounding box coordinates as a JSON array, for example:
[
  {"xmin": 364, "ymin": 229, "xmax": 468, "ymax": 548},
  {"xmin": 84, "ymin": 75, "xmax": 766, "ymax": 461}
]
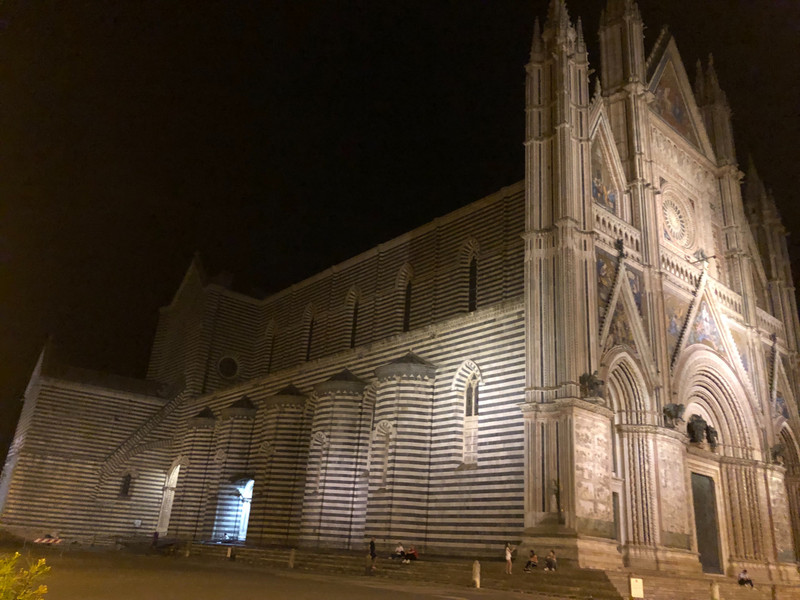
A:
[{"xmin": 186, "ymin": 543, "xmax": 800, "ymax": 600}]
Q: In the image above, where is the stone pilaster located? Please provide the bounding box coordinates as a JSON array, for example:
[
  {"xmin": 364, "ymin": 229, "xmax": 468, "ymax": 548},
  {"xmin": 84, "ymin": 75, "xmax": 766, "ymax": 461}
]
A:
[{"xmin": 521, "ymin": 398, "xmax": 621, "ymax": 569}]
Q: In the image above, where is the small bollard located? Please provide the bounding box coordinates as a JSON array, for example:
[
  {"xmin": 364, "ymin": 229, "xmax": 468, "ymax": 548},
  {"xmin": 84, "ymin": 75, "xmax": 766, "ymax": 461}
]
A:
[
  {"xmin": 709, "ymin": 581, "xmax": 719, "ymax": 600},
  {"xmin": 226, "ymin": 546, "xmax": 235, "ymax": 561},
  {"xmin": 288, "ymin": 548, "xmax": 296, "ymax": 569},
  {"xmin": 472, "ymin": 560, "xmax": 481, "ymax": 588}
]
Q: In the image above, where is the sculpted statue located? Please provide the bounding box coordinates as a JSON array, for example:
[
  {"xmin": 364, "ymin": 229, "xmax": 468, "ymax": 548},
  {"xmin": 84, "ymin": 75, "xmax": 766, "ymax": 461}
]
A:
[
  {"xmin": 705, "ymin": 425, "xmax": 719, "ymax": 451},
  {"xmin": 687, "ymin": 414, "xmax": 707, "ymax": 444},
  {"xmin": 579, "ymin": 371, "xmax": 605, "ymax": 399},
  {"xmin": 771, "ymin": 443, "xmax": 786, "ymax": 465},
  {"xmin": 663, "ymin": 403, "xmax": 685, "ymax": 429}
]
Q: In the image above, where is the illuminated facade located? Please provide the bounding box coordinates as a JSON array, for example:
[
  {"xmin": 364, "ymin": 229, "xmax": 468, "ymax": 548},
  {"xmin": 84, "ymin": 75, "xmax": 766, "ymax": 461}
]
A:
[{"xmin": 2, "ymin": 0, "xmax": 800, "ymax": 583}]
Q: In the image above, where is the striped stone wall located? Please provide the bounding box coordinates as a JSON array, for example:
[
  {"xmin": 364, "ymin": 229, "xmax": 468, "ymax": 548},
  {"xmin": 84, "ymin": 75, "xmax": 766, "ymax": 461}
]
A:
[
  {"xmin": 146, "ymin": 182, "xmax": 525, "ymax": 397},
  {"xmin": 0, "ymin": 368, "xmax": 170, "ymax": 541},
  {"xmin": 153, "ymin": 299, "xmax": 526, "ymax": 553}
]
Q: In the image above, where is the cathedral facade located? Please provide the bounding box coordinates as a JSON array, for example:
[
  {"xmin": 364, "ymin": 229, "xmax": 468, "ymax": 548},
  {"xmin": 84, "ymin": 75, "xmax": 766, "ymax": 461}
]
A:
[{"xmin": 2, "ymin": 0, "xmax": 799, "ymax": 582}]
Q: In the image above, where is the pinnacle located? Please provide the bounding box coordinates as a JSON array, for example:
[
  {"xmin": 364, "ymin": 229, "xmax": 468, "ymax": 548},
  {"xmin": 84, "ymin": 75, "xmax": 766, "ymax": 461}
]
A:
[
  {"xmin": 694, "ymin": 59, "xmax": 706, "ymax": 100},
  {"xmin": 545, "ymin": 0, "xmax": 570, "ymax": 30},
  {"xmin": 602, "ymin": 0, "xmax": 640, "ymax": 23},
  {"xmin": 531, "ymin": 16, "xmax": 543, "ymax": 57},
  {"xmin": 704, "ymin": 53, "xmax": 728, "ymax": 107}
]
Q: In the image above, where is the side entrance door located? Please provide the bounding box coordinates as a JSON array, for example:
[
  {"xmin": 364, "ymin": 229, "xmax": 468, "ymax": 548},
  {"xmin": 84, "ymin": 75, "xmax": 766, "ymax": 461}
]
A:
[{"xmin": 691, "ymin": 472, "xmax": 722, "ymax": 573}]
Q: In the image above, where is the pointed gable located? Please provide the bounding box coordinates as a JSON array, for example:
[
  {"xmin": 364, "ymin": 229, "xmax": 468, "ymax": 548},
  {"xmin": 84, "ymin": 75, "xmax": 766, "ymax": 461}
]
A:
[
  {"xmin": 651, "ymin": 60, "xmax": 700, "ymax": 147},
  {"xmin": 647, "ymin": 37, "xmax": 714, "ymax": 159}
]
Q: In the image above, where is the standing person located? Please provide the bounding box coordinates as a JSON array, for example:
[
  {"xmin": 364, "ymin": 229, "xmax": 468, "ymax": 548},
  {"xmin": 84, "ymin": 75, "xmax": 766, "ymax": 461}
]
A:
[
  {"xmin": 505, "ymin": 542, "xmax": 516, "ymax": 575},
  {"xmin": 369, "ymin": 537, "xmax": 377, "ymax": 570}
]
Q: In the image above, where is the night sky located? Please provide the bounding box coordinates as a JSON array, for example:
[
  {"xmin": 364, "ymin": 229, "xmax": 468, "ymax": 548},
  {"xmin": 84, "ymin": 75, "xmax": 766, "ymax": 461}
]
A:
[{"xmin": 0, "ymin": 1, "xmax": 797, "ymax": 458}]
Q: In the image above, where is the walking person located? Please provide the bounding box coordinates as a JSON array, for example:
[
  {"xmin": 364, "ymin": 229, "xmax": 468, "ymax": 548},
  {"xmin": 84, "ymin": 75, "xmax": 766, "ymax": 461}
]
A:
[{"xmin": 369, "ymin": 537, "xmax": 377, "ymax": 570}]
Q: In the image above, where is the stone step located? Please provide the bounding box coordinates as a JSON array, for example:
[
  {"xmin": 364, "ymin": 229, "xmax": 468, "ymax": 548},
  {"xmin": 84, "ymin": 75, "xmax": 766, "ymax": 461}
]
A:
[{"xmin": 186, "ymin": 543, "xmax": 800, "ymax": 600}]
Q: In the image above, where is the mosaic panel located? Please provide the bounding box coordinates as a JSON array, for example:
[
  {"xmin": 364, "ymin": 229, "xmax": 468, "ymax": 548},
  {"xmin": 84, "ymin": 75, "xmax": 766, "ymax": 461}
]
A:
[
  {"xmin": 686, "ymin": 301, "xmax": 722, "ymax": 352},
  {"xmin": 607, "ymin": 303, "xmax": 635, "ymax": 349},
  {"xmin": 596, "ymin": 249, "xmax": 617, "ymax": 320},
  {"xmin": 652, "ymin": 61, "xmax": 699, "ymax": 147},
  {"xmin": 729, "ymin": 327, "xmax": 750, "ymax": 374},
  {"xmin": 776, "ymin": 392, "xmax": 790, "ymax": 420},
  {"xmin": 591, "ymin": 139, "xmax": 618, "ymax": 213},
  {"xmin": 664, "ymin": 290, "xmax": 690, "ymax": 358}
]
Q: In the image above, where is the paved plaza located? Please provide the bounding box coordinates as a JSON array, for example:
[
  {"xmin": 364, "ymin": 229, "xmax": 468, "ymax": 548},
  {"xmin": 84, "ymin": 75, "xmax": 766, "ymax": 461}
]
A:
[{"xmin": 26, "ymin": 550, "xmax": 531, "ymax": 600}]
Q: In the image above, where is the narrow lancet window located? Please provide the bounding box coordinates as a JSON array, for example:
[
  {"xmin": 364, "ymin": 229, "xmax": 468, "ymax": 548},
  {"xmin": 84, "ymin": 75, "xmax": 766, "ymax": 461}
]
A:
[
  {"xmin": 463, "ymin": 373, "xmax": 480, "ymax": 464},
  {"xmin": 468, "ymin": 256, "xmax": 477, "ymax": 312},
  {"xmin": 305, "ymin": 318, "xmax": 315, "ymax": 361},
  {"xmin": 350, "ymin": 300, "xmax": 359, "ymax": 348},
  {"xmin": 402, "ymin": 282, "xmax": 412, "ymax": 332}
]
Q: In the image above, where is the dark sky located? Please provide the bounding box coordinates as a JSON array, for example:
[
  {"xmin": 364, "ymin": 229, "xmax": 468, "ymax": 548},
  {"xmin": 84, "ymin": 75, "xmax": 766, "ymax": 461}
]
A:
[{"xmin": 0, "ymin": 1, "xmax": 798, "ymax": 456}]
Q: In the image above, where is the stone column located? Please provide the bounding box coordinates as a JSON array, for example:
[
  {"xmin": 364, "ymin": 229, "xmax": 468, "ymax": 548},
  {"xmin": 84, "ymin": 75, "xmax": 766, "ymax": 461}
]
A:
[
  {"xmin": 366, "ymin": 352, "xmax": 436, "ymax": 550},
  {"xmin": 168, "ymin": 407, "xmax": 216, "ymax": 540},
  {"xmin": 617, "ymin": 424, "xmax": 659, "ymax": 569},
  {"xmin": 784, "ymin": 474, "xmax": 800, "ymax": 569},
  {"xmin": 207, "ymin": 396, "xmax": 257, "ymax": 541},
  {"xmin": 248, "ymin": 385, "xmax": 307, "ymax": 546},
  {"xmin": 299, "ymin": 369, "xmax": 371, "ymax": 549}
]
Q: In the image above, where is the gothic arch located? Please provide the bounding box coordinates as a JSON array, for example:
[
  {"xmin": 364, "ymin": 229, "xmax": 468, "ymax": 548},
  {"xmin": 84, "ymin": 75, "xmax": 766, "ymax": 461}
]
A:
[
  {"xmin": 459, "ymin": 237, "xmax": 481, "ymax": 264},
  {"xmin": 394, "ymin": 263, "xmax": 415, "ymax": 289},
  {"xmin": 602, "ymin": 352, "xmax": 654, "ymax": 426},
  {"xmin": 450, "ymin": 359, "xmax": 483, "ymax": 392},
  {"xmin": 778, "ymin": 425, "xmax": 800, "ymax": 475},
  {"xmin": 344, "ymin": 286, "xmax": 361, "ymax": 307},
  {"xmin": 674, "ymin": 347, "xmax": 761, "ymax": 460}
]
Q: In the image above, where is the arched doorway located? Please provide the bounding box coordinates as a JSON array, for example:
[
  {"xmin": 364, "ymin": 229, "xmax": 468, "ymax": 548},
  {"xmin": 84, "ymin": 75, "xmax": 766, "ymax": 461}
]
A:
[
  {"xmin": 213, "ymin": 477, "xmax": 255, "ymax": 542},
  {"xmin": 604, "ymin": 355, "xmax": 659, "ymax": 568},
  {"xmin": 156, "ymin": 463, "xmax": 181, "ymax": 535},
  {"xmin": 674, "ymin": 349, "xmax": 763, "ymax": 576}
]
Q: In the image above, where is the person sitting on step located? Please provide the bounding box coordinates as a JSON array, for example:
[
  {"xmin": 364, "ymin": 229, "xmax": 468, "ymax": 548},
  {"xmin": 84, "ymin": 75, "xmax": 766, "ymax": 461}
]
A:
[
  {"xmin": 738, "ymin": 569, "xmax": 754, "ymax": 588},
  {"xmin": 393, "ymin": 542, "xmax": 405, "ymax": 560},
  {"xmin": 544, "ymin": 549, "xmax": 557, "ymax": 572},
  {"xmin": 402, "ymin": 545, "xmax": 418, "ymax": 563},
  {"xmin": 524, "ymin": 549, "xmax": 538, "ymax": 572}
]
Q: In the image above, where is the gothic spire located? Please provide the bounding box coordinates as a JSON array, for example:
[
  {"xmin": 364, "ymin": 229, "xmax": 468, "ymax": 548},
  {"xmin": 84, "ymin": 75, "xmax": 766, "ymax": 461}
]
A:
[
  {"xmin": 694, "ymin": 59, "xmax": 706, "ymax": 102},
  {"xmin": 704, "ymin": 53, "xmax": 729, "ymax": 107},
  {"xmin": 545, "ymin": 0, "xmax": 571, "ymax": 33},
  {"xmin": 531, "ymin": 17, "xmax": 543, "ymax": 58},
  {"xmin": 601, "ymin": 0, "xmax": 640, "ymax": 25}
]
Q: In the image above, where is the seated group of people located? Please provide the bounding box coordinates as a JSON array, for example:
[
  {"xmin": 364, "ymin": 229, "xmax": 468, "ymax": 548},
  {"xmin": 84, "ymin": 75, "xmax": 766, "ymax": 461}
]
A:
[
  {"xmin": 524, "ymin": 549, "xmax": 557, "ymax": 572},
  {"xmin": 392, "ymin": 542, "xmax": 419, "ymax": 564}
]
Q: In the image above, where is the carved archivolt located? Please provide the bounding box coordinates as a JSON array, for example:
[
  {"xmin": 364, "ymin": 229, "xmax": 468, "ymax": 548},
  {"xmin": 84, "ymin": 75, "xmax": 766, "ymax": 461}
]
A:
[
  {"xmin": 374, "ymin": 420, "xmax": 395, "ymax": 438},
  {"xmin": 451, "ymin": 359, "xmax": 483, "ymax": 392},
  {"xmin": 311, "ymin": 430, "xmax": 329, "ymax": 448}
]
